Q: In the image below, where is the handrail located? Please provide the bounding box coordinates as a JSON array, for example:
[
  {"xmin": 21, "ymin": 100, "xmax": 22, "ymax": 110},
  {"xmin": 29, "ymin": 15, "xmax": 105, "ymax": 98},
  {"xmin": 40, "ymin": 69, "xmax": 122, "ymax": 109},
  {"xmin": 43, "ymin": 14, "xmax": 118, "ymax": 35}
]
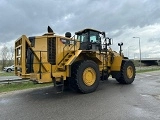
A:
[
  {"xmin": 72, "ymin": 35, "xmax": 76, "ymax": 54},
  {"xmin": 58, "ymin": 35, "xmax": 77, "ymax": 65}
]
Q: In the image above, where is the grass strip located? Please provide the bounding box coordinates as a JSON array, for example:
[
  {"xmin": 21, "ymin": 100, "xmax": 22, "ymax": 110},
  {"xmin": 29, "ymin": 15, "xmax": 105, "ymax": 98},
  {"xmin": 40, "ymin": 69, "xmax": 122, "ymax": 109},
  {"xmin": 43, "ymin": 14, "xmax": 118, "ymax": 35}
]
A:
[
  {"xmin": 0, "ymin": 67, "xmax": 160, "ymax": 93},
  {"xmin": 136, "ymin": 68, "xmax": 160, "ymax": 73},
  {"xmin": 0, "ymin": 72, "xmax": 15, "ymax": 76},
  {"xmin": 0, "ymin": 81, "xmax": 52, "ymax": 93}
]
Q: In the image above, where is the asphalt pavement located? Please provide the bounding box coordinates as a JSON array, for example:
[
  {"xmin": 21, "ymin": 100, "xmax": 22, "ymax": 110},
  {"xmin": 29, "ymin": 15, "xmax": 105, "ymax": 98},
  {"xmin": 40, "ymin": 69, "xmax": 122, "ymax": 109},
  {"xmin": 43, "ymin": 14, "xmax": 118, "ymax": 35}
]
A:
[{"xmin": 0, "ymin": 71, "xmax": 160, "ymax": 120}]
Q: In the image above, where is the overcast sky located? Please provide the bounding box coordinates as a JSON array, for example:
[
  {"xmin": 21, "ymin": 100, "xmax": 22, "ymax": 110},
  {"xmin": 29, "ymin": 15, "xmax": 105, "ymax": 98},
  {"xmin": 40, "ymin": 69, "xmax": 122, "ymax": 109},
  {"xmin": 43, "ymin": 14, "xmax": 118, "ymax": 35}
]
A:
[{"xmin": 0, "ymin": 0, "xmax": 160, "ymax": 58}]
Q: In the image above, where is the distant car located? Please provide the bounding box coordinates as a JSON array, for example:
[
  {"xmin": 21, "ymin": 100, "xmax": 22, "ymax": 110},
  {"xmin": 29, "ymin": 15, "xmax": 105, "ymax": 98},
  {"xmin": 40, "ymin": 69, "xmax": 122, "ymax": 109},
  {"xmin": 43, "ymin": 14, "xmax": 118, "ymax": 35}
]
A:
[{"xmin": 3, "ymin": 65, "xmax": 14, "ymax": 72}]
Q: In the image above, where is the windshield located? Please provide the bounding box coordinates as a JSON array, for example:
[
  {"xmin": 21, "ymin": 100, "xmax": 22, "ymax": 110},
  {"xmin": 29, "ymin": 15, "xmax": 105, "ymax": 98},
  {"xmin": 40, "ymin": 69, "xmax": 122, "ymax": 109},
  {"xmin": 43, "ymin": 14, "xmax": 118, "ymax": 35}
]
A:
[
  {"xmin": 89, "ymin": 31, "xmax": 101, "ymax": 43},
  {"xmin": 76, "ymin": 30, "xmax": 102, "ymax": 44},
  {"xmin": 77, "ymin": 32, "xmax": 88, "ymax": 43}
]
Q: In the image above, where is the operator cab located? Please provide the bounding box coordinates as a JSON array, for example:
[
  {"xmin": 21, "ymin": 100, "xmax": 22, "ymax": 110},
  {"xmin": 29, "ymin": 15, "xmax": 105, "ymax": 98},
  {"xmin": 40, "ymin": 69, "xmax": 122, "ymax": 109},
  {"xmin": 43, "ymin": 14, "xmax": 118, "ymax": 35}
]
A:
[{"xmin": 75, "ymin": 28, "xmax": 105, "ymax": 51}]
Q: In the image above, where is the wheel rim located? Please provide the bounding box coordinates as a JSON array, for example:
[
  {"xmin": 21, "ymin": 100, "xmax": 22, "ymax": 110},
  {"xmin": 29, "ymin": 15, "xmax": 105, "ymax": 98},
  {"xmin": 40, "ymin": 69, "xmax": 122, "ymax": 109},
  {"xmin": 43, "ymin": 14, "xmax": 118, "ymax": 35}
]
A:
[
  {"xmin": 83, "ymin": 67, "xmax": 96, "ymax": 86},
  {"xmin": 127, "ymin": 66, "xmax": 133, "ymax": 78}
]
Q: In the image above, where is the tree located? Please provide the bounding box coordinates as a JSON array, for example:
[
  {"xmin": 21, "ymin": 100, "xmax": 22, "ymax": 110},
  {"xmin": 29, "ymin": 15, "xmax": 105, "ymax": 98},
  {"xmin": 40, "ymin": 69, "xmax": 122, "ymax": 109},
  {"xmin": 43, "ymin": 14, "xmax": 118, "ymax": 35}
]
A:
[
  {"xmin": 8, "ymin": 46, "xmax": 14, "ymax": 65},
  {"xmin": 0, "ymin": 44, "xmax": 14, "ymax": 70},
  {"xmin": 1, "ymin": 45, "xmax": 9, "ymax": 70}
]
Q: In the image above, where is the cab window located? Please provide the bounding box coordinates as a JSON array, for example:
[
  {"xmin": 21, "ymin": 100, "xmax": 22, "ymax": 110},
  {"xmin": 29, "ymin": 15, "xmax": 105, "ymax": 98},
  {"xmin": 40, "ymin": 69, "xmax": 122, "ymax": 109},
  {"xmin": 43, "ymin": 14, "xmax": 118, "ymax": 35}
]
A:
[
  {"xmin": 77, "ymin": 33, "xmax": 88, "ymax": 43},
  {"xmin": 89, "ymin": 31, "xmax": 100, "ymax": 43}
]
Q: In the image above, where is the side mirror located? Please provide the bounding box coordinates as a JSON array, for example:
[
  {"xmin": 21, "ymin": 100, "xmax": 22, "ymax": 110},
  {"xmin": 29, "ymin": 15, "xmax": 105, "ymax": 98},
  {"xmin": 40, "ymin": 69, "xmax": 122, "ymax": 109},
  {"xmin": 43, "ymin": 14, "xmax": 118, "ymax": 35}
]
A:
[
  {"xmin": 101, "ymin": 32, "xmax": 106, "ymax": 38},
  {"xmin": 118, "ymin": 42, "xmax": 123, "ymax": 56},
  {"xmin": 118, "ymin": 42, "xmax": 123, "ymax": 46},
  {"xmin": 108, "ymin": 38, "xmax": 113, "ymax": 45}
]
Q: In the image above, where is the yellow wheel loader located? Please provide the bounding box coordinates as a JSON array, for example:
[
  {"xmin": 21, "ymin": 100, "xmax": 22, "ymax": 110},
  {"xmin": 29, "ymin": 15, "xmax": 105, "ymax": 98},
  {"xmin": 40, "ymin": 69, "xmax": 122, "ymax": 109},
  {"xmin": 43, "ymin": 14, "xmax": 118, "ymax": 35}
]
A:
[{"xmin": 15, "ymin": 26, "xmax": 136, "ymax": 93}]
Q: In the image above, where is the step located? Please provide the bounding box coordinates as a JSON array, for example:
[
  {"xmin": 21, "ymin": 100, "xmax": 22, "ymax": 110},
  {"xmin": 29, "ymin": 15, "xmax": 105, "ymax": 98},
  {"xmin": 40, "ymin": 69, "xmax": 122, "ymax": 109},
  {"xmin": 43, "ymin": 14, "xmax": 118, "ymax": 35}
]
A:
[
  {"xmin": 54, "ymin": 79, "xmax": 64, "ymax": 93},
  {"xmin": 57, "ymin": 65, "xmax": 66, "ymax": 71},
  {"xmin": 70, "ymin": 51, "xmax": 75, "ymax": 54},
  {"xmin": 57, "ymin": 51, "xmax": 75, "ymax": 70},
  {"xmin": 64, "ymin": 58, "xmax": 69, "ymax": 62},
  {"xmin": 58, "ymin": 66, "xmax": 64, "ymax": 69},
  {"xmin": 60, "ymin": 63, "xmax": 65, "ymax": 66},
  {"xmin": 67, "ymin": 54, "xmax": 73, "ymax": 58}
]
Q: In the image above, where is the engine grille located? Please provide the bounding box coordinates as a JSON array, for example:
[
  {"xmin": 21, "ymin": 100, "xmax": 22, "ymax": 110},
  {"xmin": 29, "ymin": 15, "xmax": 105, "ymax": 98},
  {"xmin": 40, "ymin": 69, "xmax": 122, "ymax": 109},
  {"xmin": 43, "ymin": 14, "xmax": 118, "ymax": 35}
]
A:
[{"xmin": 47, "ymin": 37, "xmax": 56, "ymax": 65}]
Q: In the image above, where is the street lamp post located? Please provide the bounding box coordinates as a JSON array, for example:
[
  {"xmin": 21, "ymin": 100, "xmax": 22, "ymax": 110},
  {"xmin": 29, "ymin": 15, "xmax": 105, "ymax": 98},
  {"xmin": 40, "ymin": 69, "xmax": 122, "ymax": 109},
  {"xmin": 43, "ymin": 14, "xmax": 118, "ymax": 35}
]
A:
[{"xmin": 133, "ymin": 37, "xmax": 141, "ymax": 70}]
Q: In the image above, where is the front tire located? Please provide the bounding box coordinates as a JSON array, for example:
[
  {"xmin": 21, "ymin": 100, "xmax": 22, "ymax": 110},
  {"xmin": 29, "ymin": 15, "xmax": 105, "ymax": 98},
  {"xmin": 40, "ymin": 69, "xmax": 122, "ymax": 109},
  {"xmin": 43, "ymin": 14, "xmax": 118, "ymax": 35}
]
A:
[
  {"xmin": 70, "ymin": 60, "xmax": 100, "ymax": 93},
  {"xmin": 116, "ymin": 60, "xmax": 136, "ymax": 84}
]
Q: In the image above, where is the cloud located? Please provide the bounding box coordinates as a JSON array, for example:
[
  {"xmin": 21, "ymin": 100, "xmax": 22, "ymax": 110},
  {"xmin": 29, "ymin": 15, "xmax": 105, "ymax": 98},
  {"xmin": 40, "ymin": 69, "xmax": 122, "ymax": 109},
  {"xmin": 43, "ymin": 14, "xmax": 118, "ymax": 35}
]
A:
[
  {"xmin": 0, "ymin": 0, "xmax": 160, "ymax": 58},
  {"xmin": 110, "ymin": 24, "xmax": 160, "ymax": 58}
]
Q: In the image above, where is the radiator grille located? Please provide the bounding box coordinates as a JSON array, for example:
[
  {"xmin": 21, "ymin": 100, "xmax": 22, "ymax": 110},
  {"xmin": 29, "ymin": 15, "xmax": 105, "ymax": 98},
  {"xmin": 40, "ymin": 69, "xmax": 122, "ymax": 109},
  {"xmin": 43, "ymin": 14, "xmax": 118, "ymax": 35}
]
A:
[{"xmin": 48, "ymin": 37, "xmax": 56, "ymax": 65}]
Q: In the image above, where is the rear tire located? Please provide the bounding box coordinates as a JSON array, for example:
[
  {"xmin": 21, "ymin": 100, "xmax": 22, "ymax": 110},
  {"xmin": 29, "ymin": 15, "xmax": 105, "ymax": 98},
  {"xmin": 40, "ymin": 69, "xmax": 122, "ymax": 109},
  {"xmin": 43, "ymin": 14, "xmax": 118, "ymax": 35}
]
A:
[
  {"xmin": 116, "ymin": 60, "xmax": 135, "ymax": 84},
  {"xmin": 70, "ymin": 60, "xmax": 100, "ymax": 93}
]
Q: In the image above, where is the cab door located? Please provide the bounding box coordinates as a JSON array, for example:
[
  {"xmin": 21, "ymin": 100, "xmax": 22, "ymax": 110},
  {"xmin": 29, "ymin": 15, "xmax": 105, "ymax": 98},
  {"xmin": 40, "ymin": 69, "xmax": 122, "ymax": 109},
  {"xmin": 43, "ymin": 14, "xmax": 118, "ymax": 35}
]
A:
[{"xmin": 78, "ymin": 30, "xmax": 101, "ymax": 50}]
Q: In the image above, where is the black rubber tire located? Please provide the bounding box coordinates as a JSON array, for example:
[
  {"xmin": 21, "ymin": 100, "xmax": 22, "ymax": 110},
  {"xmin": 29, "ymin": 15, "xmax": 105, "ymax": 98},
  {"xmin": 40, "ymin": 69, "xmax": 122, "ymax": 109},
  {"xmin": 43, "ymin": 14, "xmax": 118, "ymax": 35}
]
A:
[
  {"xmin": 69, "ymin": 61, "xmax": 83, "ymax": 92},
  {"xmin": 7, "ymin": 68, "xmax": 12, "ymax": 72},
  {"xmin": 116, "ymin": 60, "xmax": 136, "ymax": 84},
  {"xmin": 69, "ymin": 60, "xmax": 100, "ymax": 93}
]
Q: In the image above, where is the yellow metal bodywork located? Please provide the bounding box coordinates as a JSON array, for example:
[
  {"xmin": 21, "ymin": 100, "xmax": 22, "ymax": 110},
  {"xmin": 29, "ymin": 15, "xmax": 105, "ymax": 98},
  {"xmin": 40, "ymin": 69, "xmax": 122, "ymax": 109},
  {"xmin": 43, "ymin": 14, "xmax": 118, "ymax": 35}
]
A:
[
  {"xmin": 110, "ymin": 56, "xmax": 123, "ymax": 71},
  {"xmin": 15, "ymin": 35, "xmax": 31, "ymax": 78},
  {"xmin": 15, "ymin": 32, "xmax": 123, "ymax": 84},
  {"xmin": 15, "ymin": 34, "xmax": 82, "ymax": 83}
]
